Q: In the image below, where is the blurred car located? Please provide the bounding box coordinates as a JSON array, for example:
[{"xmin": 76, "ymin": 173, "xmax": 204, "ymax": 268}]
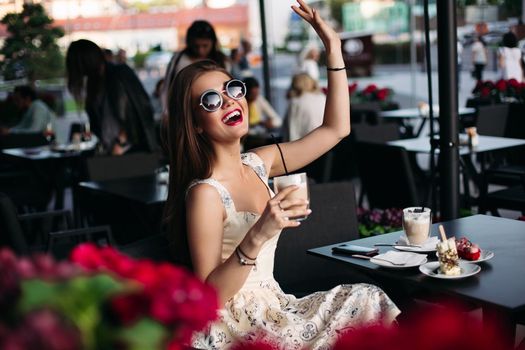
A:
[{"xmin": 144, "ymin": 51, "xmax": 172, "ymax": 73}]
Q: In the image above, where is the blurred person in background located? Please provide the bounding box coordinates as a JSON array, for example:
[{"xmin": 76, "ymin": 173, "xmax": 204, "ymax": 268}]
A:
[
  {"xmin": 283, "ymin": 73, "xmax": 326, "ymax": 141},
  {"xmin": 151, "ymin": 78, "xmax": 165, "ymax": 122},
  {"xmin": 298, "ymin": 44, "xmax": 321, "ymax": 81},
  {"xmin": 103, "ymin": 48, "xmax": 114, "ymax": 63},
  {"xmin": 498, "ymin": 31, "xmax": 524, "ymax": 82},
  {"xmin": 471, "ymin": 35, "xmax": 488, "ymax": 81},
  {"xmin": 165, "ymin": 20, "xmax": 228, "ymax": 85},
  {"xmin": 116, "ymin": 49, "xmax": 128, "ymax": 65},
  {"xmin": 238, "ymin": 38, "xmax": 253, "ymax": 77},
  {"xmin": 230, "ymin": 48, "xmax": 244, "ymax": 80},
  {"xmin": 66, "ymin": 39, "xmax": 157, "ymax": 155},
  {"xmin": 244, "ymin": 76, "xmax": 282, "ymax": 133},
  {"xmin": 0, "ymin": 85, "xmax": 55, "ymax": 135}
]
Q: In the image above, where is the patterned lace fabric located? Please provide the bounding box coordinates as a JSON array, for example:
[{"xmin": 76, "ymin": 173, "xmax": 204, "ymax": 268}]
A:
[{"xmin": 188, "ymin": 152, "xmax": 400, "ymax": 349}]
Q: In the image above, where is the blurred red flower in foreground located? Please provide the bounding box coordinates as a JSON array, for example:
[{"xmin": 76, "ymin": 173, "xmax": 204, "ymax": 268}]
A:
[
  {"xmin": 0, "ymin": 244, "xmax": 219, "ymax": 349},
  {"xmin": 334, "ymin": 304, "xmax": 508, "ymax": 350}
]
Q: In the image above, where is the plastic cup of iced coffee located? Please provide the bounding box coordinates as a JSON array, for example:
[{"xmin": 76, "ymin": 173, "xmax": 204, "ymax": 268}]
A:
[
  {"xmin": 402, "ymin": 207, "xmax": 432, "ymax": 245},
  {"xmin": 273, "ymin": 172, "xmax": 309, "ymax": 221}
]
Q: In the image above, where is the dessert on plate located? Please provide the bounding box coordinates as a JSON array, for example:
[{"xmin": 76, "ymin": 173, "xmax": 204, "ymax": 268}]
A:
[
  {"xmin": 436, "ymin": 225, "xmax": 461, "ymax": 276},
  {"xmin": 455, "ymin": 237, "xmax": 481, "ymax": 261}
]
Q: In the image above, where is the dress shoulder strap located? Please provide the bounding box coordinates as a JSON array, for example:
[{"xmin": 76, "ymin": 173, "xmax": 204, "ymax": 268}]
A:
[
  {"xmin": 186, "ymin": 178, "xmax": 234, "ymax": 211},
  {"xmin": 241, "ymin": 152, "xmax": 268, "ymax": 180}
]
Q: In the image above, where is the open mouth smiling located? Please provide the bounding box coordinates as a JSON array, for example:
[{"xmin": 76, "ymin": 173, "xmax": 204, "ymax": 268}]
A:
[{"xmin": 221, "ymin": 109, "xmax": 243, "ymax": 126}]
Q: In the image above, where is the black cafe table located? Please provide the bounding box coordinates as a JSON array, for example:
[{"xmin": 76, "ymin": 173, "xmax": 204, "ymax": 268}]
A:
[
  {"xmin": 1, "ymin": 141, "xmax": 97, "ymax": 209},
  {"xmin": 77, "ymin": 174, "xmax": 167, "ymax": 206},
  {"xmin": 388, "ymin": 135, "xmax": 525, "ymax": 206},
  {"xmin": 308, "ymin": 215, "xmax": 525, "ymax": 348},
  {"xmin": 380, "ymin": 106, "xmax": 476, "ymax": 137},
  {"xmin": 388, "ymin": 135, "xmax": 525, "ymax": 155},
  {"xmin": 75, "ymin": 175, "xmax": 167, "ymax": 244}
]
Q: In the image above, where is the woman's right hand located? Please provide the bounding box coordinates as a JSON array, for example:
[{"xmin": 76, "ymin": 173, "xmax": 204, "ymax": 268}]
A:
[{"xmin": 250, "ymin": 185, "xmax": 311, "ymax": 243}]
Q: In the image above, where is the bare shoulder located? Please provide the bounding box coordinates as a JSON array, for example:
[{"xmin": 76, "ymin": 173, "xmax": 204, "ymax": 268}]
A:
[{"xmin": 186, "ymin": 182, "xmax": 223, "ymax": 210}]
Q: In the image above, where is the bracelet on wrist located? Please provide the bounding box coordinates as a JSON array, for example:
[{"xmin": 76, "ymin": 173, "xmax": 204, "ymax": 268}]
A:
[
  {"xmin": 326, "ymin": 66, "xmax": 348, "ymax": 71},
  {"xmin": 235, "ymin": 247, "xmax": 257, "ymax": 266},
  {"xmin": 237, "ymin": 245, "xmax": 257, "ymax": 261}
]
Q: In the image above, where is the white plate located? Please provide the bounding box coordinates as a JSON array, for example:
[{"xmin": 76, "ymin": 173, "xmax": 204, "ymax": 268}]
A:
[
  {"xmin": 435, "ymin": 249, "xmax": 494, "ymax": 263},
  {"xmin": 370, "ymin": 256, "xmax": 428, "ymax": 269},
  {"xmin": 394, "ymin": 244, "xmax": 436, "ymax": 253},
  {"xmin": 419, "ymin": 261, "xmax": 481, "ymax": 279}
]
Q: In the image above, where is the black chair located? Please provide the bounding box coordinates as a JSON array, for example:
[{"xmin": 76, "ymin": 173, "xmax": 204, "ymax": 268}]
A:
[
  {"xmin": 330, "ymin": 134, "xmax": 358, "ymax": 181},
  {"xmin": 1, "ymin": 192, "xmax": 112, "ymax": 259},
  {"xmin": 480, "ymin": 174, "xmax": 525, "ymax": 216},
  {"xmin": 274, "ymin": 182, "xmax": 373, "ymax": 297},
  {"xmin": 475, "ymin": 104, "xmax": 509, "ymax": 137},
  {"xmin": 295, "ymin": 150, "xmax": 334, "ymax": 183},
  {"xmin": 0, "ymin": 192, "xmax": 31, "ymax": 254},
  {"xmin": 356, "ymin": 142, "xmax": 421, "ymax": 209}
]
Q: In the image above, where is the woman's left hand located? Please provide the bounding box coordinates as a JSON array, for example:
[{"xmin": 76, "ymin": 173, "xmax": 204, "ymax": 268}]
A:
[{"xmin": 291, "ymin": 0, "xmax": 340, "ymax": 49}]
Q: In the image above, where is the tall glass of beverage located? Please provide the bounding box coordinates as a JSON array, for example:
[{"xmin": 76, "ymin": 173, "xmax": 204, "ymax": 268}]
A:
[{"xmin": 273, "ymin": 172, "xmax": 309, "ymax": 221}]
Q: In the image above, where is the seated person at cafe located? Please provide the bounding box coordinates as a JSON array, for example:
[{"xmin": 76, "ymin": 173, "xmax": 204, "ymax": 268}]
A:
[
  {"xmin": 244, "ymin": 76, "xmax": 282, "ymax": 133},
  {"xmin": 282, "ymin": 72, "xmax": 325, "ymax": 141},
  {"xmin": 0, "ymin": 85, "xmax": 55, "ymax": 135}
]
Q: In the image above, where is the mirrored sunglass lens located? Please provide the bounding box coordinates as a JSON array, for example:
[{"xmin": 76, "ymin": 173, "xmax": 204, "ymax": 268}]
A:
[
  {"xmin": 227, "ymin": 81, "xmax": 245, "ymax": 99},
  {"xmin": 202, "ymin": 92, "xmax": 221, "ymax": 110}
]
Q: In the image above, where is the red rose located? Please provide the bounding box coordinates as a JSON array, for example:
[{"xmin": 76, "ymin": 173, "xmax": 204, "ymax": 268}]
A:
[
  {"xmin": 480, "ymin": 87, "xmax": 491, "ymax": 97},
  {"xmin": 110, "ymin": 293, "xmax": 149, "ymax": 326},
  {"xmin": 348, "ymin": 82, "xmax": 358, "ymax": 95},
  {"xmin": 483, "ymin": 80, "xmax": 495, "ymax": 89},
  {"xmin": 363, "ymin": 84, "xmax": 377, "ymax": 94},
  {"xmin": 376, "ymin": 88, "xmax": 390, "ymax": 101},
  {"xmin": 70, "ymin": 243, "xmax": 105, "ymax": 271},
  {"xmin": 508, "ymin": 78, "xmax": 519, "ymax": 88},
  {"xmin": 495, "ymin": 79, "xmax": 507, "ymax": 92}
]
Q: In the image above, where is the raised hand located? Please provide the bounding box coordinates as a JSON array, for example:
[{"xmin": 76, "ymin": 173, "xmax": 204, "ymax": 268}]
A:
[{"xmin": 291, "ymin": 0, "xmax": 340, "ymax": 50}]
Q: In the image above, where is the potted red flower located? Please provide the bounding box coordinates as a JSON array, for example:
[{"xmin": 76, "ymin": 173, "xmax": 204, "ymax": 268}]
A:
[{"xmin": 0, "ymin": 244, "xmax": 219, "ymax": 350}]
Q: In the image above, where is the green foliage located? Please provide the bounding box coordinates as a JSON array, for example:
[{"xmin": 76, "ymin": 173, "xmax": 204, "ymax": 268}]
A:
[
  {"xmin": 133, "ymin": 50, "xmax": 149, "ymax": 69},
  {"xmin": 0, "ymin": 3, "xmax": 65, "ymax": 81},
  {"xmin": 19, "ymin": 275, "xmax": 126, "ymax": 349}
]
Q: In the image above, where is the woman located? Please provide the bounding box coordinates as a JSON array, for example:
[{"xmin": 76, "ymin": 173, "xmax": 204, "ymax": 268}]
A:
[
  {"xmin": 164, "ymin": 2, "xmax": 399, "ymax": 348},
  {"xmin": 165, "ymin": 20, "xmax": 228, "ymax": 86},
  {"xmin": 244, "ymin": 76, "xmax": 282, "ymax": 131},
  {"xmin": 283, "ymin": 72, "xmax": 326, "ymax": 141},
  {"xmin": 471, "ymin": 35, "xmax": 488, "ymax": 81},
  {"xmin": 66, "ymin": 39, "xmax": 157, "ymax": 154},
  {"xmin": 498, "ymin": 31, "xmax": 524, "ymax": 82},
  {"xmin": 299, "ymin": 45, "xmax": 321, "ymax": 81}
]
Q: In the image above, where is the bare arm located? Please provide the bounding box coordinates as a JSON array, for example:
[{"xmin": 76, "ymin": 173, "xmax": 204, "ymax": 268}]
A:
[
  {"xmin": 186, "ymin": 184, "xmax": 307, "ymax": 306},
  {"xmin": 255, "ymin": 0, "xmax": 350, "ymax": 177}
]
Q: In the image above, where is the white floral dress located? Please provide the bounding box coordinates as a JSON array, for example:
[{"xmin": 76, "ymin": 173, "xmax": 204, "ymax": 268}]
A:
[{"xmin": 190, "ymin": 153, "xmax": 400, "ymax": 350}]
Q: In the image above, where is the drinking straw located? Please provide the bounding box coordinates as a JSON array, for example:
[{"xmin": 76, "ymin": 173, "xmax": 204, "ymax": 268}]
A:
[
  {"xmin": 438, "ymin": 225, "xmax": 447, "ymax": 242},
  {"xmin": 271, "ymin": 134, "xmax": 289, "ymax": 175}
]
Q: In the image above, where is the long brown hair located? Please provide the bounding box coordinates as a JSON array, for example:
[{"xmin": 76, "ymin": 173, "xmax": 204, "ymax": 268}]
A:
[
  {"xmin": 163, "ymin": 60, "xmax": 232, "ymax": 268},
  {"xmin": 65, "ymin": 39, "xmax": 105, "ymax": 106}
]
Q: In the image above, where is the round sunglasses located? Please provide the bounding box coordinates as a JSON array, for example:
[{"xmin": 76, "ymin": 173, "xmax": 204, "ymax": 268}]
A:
[{"xmin": 199, "ymin": 79, "xmax": 247, "ymax": 112}]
